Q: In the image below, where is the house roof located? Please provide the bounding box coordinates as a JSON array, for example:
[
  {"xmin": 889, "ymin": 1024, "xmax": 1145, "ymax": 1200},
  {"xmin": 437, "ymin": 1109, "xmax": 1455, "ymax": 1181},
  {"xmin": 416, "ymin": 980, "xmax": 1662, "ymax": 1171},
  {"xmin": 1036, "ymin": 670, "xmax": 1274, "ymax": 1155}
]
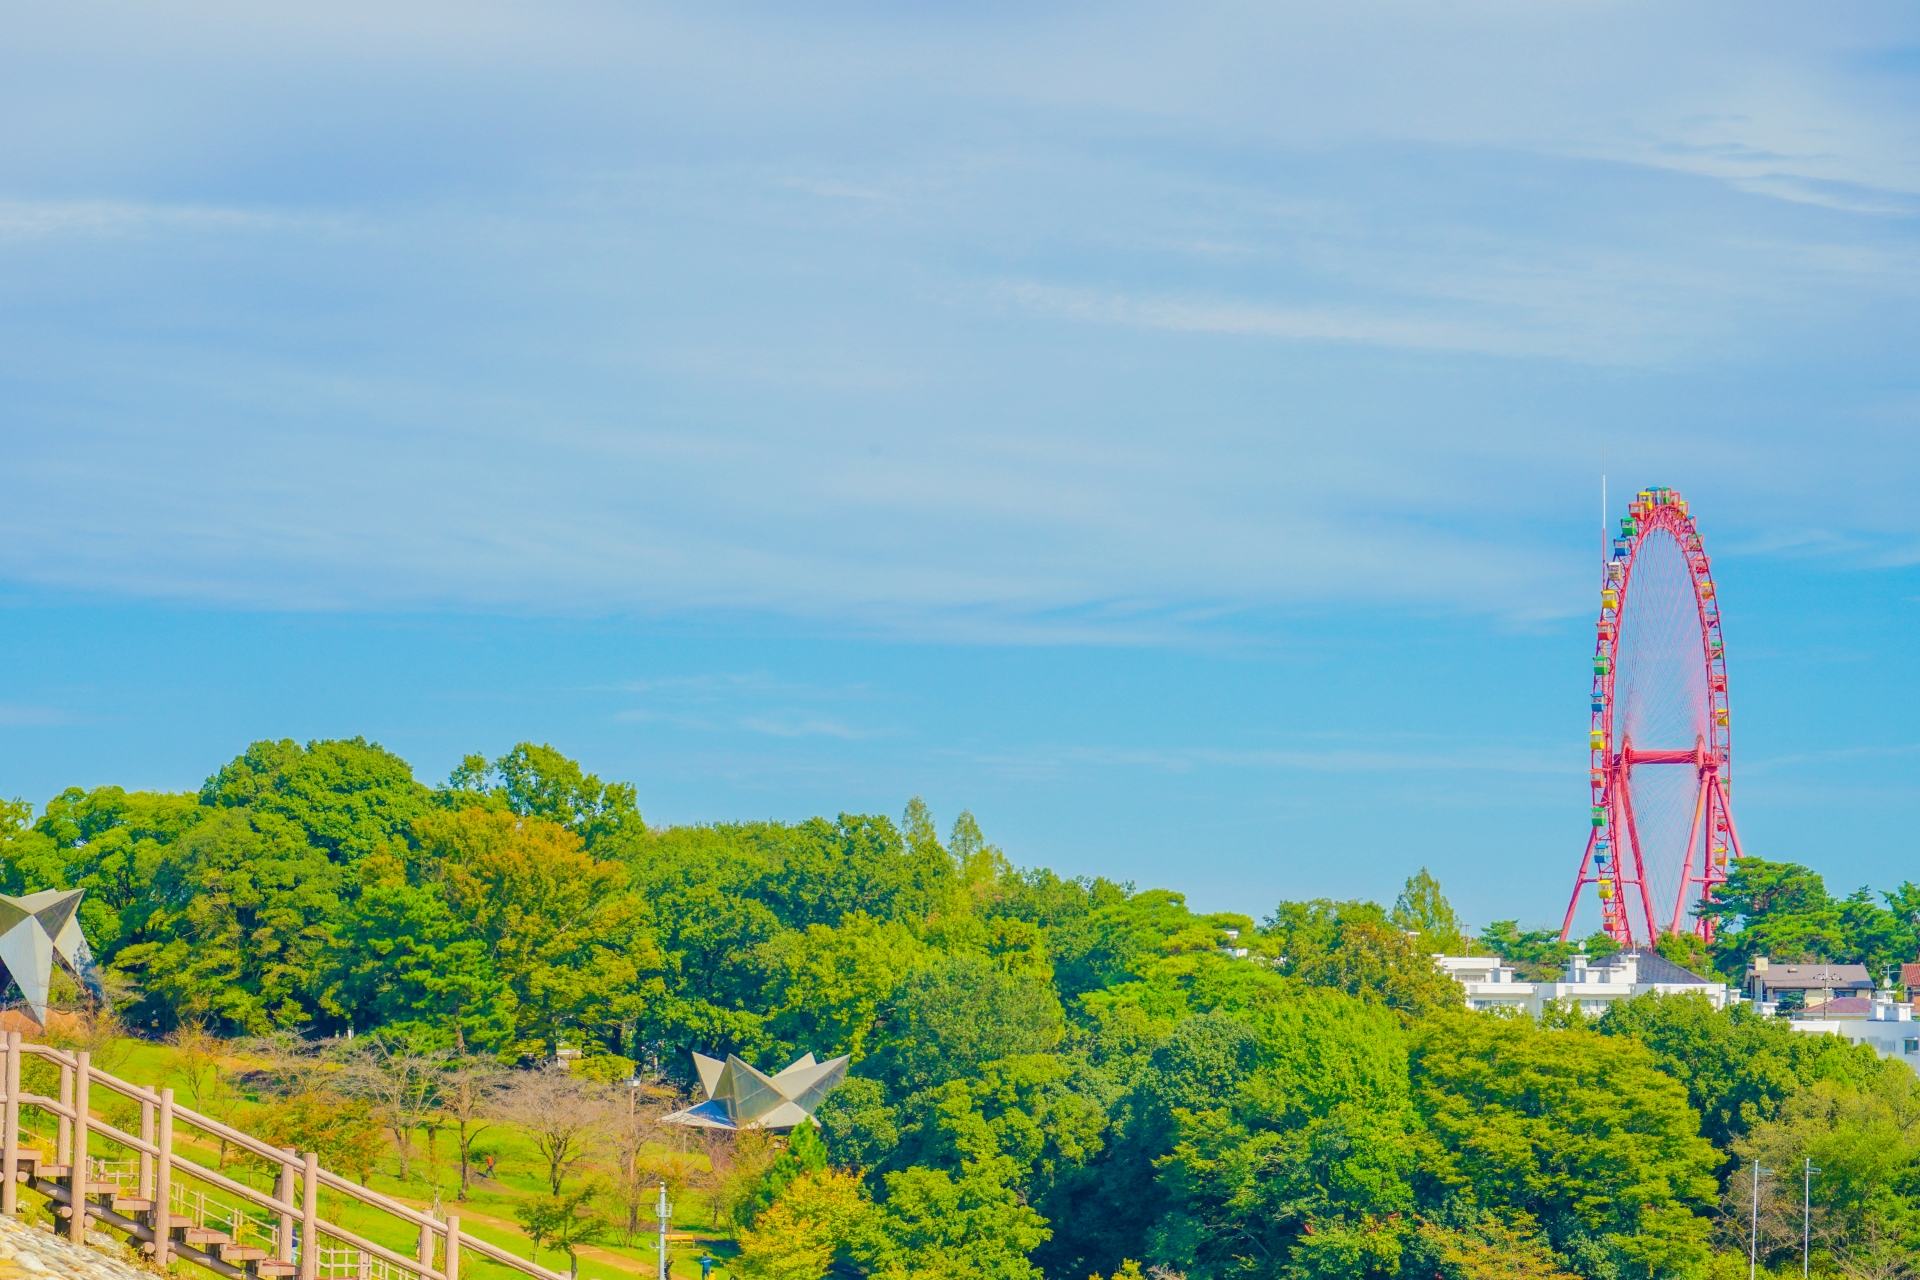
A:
[
  {"xmin": 1754, "ymin": 963, "xmax": 1873, "ymax": 990},
  {"xmin": 1798, "ymin": 996, "xmax": 1873, "ymax": 1017},
  {"xmin": 1613, "ymin": 948, "xmax": 1714, "ymax": 985},
  {"xmin": 1901, "ymin": 963, "xmax": 1920, "ymax": 990}
]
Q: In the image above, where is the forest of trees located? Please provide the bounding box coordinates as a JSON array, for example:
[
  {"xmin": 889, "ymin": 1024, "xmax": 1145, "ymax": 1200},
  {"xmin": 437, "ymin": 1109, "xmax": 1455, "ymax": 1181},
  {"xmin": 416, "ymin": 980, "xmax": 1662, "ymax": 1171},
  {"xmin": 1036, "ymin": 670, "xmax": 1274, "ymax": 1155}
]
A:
[{"xmin": 2, "ymin": 736, "xmax": 1918, "ymax": 1280}]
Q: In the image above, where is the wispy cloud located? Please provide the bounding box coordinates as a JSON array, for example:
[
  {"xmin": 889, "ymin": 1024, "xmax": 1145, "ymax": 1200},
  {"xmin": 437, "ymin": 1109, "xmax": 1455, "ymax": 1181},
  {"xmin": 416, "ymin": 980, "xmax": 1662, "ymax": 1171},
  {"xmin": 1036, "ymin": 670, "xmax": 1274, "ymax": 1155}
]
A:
[
  {"xmin": 1, "ymin": 0, "xmax": 1918, "ymax": 638},
  {"xmin": 0, "ymin": 199, "xmax": 320, "ymax": 241},
  {"xmin": 610, "ymin": 672, "xmax": 871, "ymax": 702},
  {"xmin": 0, "ymin": 703, "xmax": 73, "ymax": 727},
  {"xmin": 997, "ymin": 282, "xmax": 1563, "ymax": 360},
  {"xmin": 736, "ymin": 716, "xmax": 880, "ymax": 740},
  {"xmin": 954, "ymin": 739, "xmax": 1570, "ymax": 780}
]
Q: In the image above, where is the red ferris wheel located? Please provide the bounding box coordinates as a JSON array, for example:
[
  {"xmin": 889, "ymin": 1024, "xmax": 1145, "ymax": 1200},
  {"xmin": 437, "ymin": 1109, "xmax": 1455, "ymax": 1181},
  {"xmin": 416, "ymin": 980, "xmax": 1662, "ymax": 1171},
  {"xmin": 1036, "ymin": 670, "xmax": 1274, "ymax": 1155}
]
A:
[{"xmin": 1560, "ymin": 486, "xmax": 1746, "ymax": 947}]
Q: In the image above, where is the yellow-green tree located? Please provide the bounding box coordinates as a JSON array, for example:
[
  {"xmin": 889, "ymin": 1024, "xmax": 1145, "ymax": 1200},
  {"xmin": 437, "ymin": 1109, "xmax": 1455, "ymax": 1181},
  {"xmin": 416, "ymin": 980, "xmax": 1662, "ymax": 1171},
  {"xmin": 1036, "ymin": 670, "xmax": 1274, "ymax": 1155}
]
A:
[
  {"xmin": 736, "ymin": 1168, "xmax": 877, "ymax": 1280},
  {"xmin": 1390, "ymin": 867, "xmax": 1466, "ymax": 955}
]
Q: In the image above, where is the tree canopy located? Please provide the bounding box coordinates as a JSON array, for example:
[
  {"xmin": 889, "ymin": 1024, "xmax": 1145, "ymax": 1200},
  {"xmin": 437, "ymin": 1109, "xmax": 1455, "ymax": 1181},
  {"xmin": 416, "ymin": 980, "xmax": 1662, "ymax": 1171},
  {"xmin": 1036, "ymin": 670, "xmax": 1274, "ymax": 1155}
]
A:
[{"xmin": 4, "ymin": 742, "xmax": 1916, "ymax": 1279}]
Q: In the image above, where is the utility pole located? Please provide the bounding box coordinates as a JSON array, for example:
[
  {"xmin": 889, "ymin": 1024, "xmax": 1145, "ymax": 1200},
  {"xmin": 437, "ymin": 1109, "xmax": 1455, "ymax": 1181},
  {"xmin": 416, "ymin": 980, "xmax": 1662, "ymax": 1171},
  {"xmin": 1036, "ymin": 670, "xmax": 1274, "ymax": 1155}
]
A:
[
  {"xmin": 1750, "ymin": 1159, "xmax": 1772, "ymax": 1280},
  {"xmin": 656, "ymin": 1180, "xmax": 672, "ymax": 1280},
  {"xmin": 1803, "ymin": 1157, "xmax": 1820, "ymax": 1278}
]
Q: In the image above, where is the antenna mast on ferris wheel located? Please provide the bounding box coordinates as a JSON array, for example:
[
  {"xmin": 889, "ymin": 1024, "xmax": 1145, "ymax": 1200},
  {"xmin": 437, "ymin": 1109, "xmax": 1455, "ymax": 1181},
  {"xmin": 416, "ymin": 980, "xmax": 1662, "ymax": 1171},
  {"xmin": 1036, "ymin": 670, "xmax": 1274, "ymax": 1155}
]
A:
[{"xmin": 1600, "ymin": 448, "xmax": 1607, "ymax": 586}]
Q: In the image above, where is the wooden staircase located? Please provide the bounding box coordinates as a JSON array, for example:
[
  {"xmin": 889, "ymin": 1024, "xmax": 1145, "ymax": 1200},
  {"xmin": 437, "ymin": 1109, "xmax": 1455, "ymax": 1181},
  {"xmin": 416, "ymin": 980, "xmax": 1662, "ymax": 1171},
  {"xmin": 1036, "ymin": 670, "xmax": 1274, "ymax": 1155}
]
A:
[
  {"xmin": 1, "ymin": 1036, "xmax": 565, "ymax": 1280},
  {"xmin": 11, "ymin": 1143, "xmax": 289, "ymax": 1280}
]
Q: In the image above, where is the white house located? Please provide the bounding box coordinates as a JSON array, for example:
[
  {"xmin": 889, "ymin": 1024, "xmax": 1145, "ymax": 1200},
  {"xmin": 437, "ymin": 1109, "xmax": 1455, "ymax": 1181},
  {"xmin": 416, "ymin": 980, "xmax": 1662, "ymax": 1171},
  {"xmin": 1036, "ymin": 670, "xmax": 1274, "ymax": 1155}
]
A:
[
  {"xmin": 1436, "ymin": 950, "xmax": 1920, "ymax": 1071},
  {"xmin": 1435, "ymin": 948, "xmax": 1734, "ymax": 1019},
  {"xmin": 1783, "ymin": 995, "xmax": 1920, "ymax": 1070}
]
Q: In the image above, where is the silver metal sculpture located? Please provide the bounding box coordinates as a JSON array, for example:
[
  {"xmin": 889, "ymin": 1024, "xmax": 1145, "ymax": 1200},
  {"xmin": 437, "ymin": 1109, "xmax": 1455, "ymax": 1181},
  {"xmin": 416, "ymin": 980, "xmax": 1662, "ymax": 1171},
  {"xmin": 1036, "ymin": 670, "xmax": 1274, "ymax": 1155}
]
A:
[
  {"xmin": 662, "ymin": 1051, "xmax": 850, "ymax": 1131},
  {"xmin": 0, "ymin": 889, "xmax": 102, "ymax": 1023}
]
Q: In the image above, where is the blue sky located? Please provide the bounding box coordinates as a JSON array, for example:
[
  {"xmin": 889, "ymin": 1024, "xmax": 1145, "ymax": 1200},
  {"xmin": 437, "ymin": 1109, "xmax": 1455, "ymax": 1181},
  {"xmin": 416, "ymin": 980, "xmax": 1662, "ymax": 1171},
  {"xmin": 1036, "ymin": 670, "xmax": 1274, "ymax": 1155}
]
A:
[{"xmin": 2, "ymin": 2, "xmax": 1917, "ymax": 931}]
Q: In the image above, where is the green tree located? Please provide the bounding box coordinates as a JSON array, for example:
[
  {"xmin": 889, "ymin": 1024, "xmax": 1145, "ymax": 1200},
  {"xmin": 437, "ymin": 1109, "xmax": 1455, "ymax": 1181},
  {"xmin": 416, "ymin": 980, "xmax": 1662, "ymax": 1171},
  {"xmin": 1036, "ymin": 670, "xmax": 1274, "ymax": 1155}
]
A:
[
  {"xmin": 112, "ymin": 807, "xmax": 345, "ymax": 1032},
  {"xmin": 338, "ymin": 847, "xmax": 514, "ymax": 1050},
  {"xmin": 1598, "ymin": 991, "xmax": 1882, "ymax": 1146},
  {"xmin": 815, "ymin": 1076, "xmax": 901, "ymax": 1172},
  {"xmin": 248, "ymin": 1092, "xmax": 387, "ymax": 1185},
  {"xmin": 514, "ymin": 1184, "xmax": 608, "ymax": 1280},
  {"xmin": 890, "ymin": 1053, "xmax": 1109, "ymax": 1205},
  {"xmin": 737, "ymin": 1166, "xmax": 879, "ymax": 1280},
  {"xmin": 1274, "ymin": 903, "xmax": 1462, "ymax": 1025},
  {"xmin": 950, "ymin": 810, "xmax": 1012, "ymax": 892},
  {"xmin": 407, "ymin": 807, "xmax": 658, "ymax": 1056},
  {"xmin": 480, "ymin": 743, "xmax": 643, "ymax": 850},
  {"xmin": 200, "ymin": 737, "xmax": 432, "ymax": 864},
  {"xmin": 863, "ymin": 1155, "xmax": 1052, "ymax": 1280},
  {"xmin": 19, "ymin": 786, "xmax": 206, "ymax": 960},
  {"xmin": 875, "ymin": 954, "xmax": 1066, "ymax": 1095},
  {"xmin": 1410, "ymin": 1011, "xmax": 1719, "ymax": 1276},
  {"xmin": 762, "ymin": 913, "xmax": 927, "ymax": 1064},
  {"xmin": 1408, "ymin": 1213, "xmax": 1579, "ymax": 1280},
  {"xmin": 1148, "ymin": 990, "xmax": 1419, "ymax": 1280},
  {"xmin": 762, "ymin": 814, "xmax": 958, "ymax": 929},
  {"xmin": 1392, "ymin": 867, "xmax": 1466, "ymax": 955},
  {"xmin": 1728, "ymin": 1063, "xmax": 1920, "ymax": 1276}
]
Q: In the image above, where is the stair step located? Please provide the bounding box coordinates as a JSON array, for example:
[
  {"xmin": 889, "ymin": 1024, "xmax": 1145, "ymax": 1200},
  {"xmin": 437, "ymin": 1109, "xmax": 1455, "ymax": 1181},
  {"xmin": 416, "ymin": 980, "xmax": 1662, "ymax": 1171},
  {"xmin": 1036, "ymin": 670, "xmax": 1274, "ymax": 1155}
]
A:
[
  {"xmin": 220, "ymin": 1247, "xmax": 269, "ymax": 1261},
  {"xmin": 253, "ymin": 1264, "xmax": 299, "ymax": 1276},
  {"xmin": 111, "ymin": 1196, "xmax": 154, "ymax": 1211},
  {"xmin": 12, "ymin": 1149, "xmax": 42, "ymax": 1164},
  {"xmin": 183, "ymin": 1228, "xmax": 232, "ymax": 1245},
  {"xmin": 35, "ymin": 1165, "xmax": 70, "ymax": 1179},
  {"xmin": 79, "ymin": 1180, "xmax": 118, "ymax": 1194},
  {"xmin": 167, "ymin": 1214, "xmax": 196, "ymax": 1228}
]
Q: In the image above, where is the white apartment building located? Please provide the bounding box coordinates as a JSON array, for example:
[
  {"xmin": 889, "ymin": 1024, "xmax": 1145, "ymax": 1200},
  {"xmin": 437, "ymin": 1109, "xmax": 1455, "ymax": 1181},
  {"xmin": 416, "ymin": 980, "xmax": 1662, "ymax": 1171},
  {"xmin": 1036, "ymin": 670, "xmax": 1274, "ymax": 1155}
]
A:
[
  {"xmin": 1435, "ymin": 948, "xmax": 1734, "ymax": 1019},
  {"xmin": 1780, "ymin": 996, "xmax": 1920, "ymax": 1069},
  {"xmin": 1436, "ymin": 950, "xmax": 1920, "ymax": 1071}
]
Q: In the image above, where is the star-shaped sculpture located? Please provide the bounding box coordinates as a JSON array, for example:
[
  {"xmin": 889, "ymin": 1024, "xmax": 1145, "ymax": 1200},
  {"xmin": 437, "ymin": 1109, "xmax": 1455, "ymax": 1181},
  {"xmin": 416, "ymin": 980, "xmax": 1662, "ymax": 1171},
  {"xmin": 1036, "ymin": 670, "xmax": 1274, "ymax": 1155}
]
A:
[
  {"xmin": 0, "ymin": 889, "xmax": 102, "ymax": 1024},
  {"xmin": 662, "ymin": 1051, "xmax": 850, "ymax": 1131}
]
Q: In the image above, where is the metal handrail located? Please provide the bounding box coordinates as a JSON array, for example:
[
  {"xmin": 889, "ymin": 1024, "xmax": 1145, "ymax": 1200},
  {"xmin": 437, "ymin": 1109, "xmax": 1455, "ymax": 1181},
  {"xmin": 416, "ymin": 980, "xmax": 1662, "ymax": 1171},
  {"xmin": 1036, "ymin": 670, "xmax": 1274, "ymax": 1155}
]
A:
[{"xmin": 1, "ymin": 1035, "xmax": 567, "ymax": 1280}]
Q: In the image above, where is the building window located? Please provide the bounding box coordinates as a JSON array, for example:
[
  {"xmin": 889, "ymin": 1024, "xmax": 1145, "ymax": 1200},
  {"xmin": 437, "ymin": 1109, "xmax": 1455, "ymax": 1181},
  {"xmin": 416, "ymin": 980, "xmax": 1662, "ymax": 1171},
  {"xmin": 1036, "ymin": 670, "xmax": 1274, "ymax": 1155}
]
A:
[{"xmin": 1904, "ymin": 1039, "xmax": 1918, "ymax": 1054}]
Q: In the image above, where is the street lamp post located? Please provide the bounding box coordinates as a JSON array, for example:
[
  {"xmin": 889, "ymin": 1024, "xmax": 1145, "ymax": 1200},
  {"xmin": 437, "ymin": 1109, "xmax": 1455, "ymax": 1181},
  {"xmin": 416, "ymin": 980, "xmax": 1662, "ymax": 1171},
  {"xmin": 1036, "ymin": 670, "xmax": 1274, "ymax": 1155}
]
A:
[
  {"xmin": 1802, "ymin": 1157, "xmax": 1821, "ymax": 1278},
  {"xmin": 1750, "ymin": 1159, "xmax": 1773, "ymax": 1280},
  {"xmin": 656, "ymin": 1180, "xmax": 673, "ymax": 1280}
]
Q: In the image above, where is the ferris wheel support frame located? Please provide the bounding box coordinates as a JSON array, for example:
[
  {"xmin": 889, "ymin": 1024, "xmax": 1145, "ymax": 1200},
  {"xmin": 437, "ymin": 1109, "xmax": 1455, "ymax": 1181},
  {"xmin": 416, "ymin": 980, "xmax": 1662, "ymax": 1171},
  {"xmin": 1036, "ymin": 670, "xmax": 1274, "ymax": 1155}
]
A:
[{"xmin": 1559, "ymin": 487, "xmax": 1740, "ymax": 947}]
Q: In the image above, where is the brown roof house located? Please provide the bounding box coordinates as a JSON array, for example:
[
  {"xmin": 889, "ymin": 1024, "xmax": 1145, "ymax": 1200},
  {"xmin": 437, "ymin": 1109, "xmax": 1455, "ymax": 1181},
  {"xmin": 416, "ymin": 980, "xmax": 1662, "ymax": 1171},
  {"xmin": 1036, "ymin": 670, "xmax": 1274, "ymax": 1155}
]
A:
[{"xmin": 1745, "ymin": 958, "xmax": 1873, "ymax": 1005}]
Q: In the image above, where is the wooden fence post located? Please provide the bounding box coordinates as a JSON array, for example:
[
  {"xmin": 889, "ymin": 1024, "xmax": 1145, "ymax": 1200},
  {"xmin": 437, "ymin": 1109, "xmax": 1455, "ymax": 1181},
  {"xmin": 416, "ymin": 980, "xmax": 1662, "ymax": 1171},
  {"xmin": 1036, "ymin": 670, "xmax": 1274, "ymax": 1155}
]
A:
[
  {"xmin": 278, "ymin": 1149, "xmax": 297, "ymax": 1266},
  {"xmin": 154, "ymin": 1087, "xmax": 173, "ymax": 1268},
  {"xmin": 417, "ymin": 1219, "xmax": 434, "ymax": 1275},
  {"xmin": 300, "ymin": 1151, "xmax": 319, "ymax": 1280},
  {"xmin": 140, "ymin": 1096, "xmax": 155, "ymax": 1202},
  {"xmin": 57, "ymin": 1061, "xmax": 71, "ymax": 1167},
  {"xmin": 444, "ymin": 1215, "xmax": 459, "ymax": 1280},
  {"xmin": 69, "ymin": 1051, "xmax": 89, "ymax": 1244},
  {"xmin": 3, "ymin": 1031, "xmax": 19, "ymax": 1216}
]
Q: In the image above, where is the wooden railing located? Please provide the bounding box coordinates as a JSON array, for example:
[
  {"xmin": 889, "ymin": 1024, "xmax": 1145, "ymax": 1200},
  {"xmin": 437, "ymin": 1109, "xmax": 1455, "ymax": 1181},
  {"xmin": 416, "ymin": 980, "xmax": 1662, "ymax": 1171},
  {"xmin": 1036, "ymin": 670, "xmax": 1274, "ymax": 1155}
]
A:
[{"xmin": 0, "ymin": 1033, "xmax": 564, "ymax": 1280}]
